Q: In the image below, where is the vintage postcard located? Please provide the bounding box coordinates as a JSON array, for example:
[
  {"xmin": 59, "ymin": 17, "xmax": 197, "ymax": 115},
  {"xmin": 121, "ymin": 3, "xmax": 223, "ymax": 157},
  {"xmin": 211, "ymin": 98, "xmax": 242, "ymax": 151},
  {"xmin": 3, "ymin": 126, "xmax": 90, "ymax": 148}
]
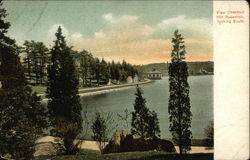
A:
[{"xmin": 0, "ymin": 0, "xmax": 248, "ymax": 160}]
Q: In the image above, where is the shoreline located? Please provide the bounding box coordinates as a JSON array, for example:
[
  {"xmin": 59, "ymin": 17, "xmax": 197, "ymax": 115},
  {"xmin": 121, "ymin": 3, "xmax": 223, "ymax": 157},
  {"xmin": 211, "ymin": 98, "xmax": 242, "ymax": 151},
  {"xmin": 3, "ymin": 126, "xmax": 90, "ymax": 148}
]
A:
[
  {"xmin": 35, "ymin": 136, "xmax": 213, "ymax": 154},
  {"xmin": 37, "ymin": 75, "xmax": 213, "ymax": 98},
  {"xmin": 41, "ymin": 80, "xmax": 153, "ymax": 101},
  {"xmin": 162, "ymin": 74, "xmax": 213, "ymax": 77}
]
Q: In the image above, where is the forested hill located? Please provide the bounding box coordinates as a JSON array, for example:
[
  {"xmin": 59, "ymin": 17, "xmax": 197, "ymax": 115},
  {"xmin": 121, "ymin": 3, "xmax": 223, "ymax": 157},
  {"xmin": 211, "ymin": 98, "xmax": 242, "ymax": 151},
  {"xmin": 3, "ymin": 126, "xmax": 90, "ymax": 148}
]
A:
[{"xmin": 134, "ymin": 61, "xmax": 214, "ymax": 76}]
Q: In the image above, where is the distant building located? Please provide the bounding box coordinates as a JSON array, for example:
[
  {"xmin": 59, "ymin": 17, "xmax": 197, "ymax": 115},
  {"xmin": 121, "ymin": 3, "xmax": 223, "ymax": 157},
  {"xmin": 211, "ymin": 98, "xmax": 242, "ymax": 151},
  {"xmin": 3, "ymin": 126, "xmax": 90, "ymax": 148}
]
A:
[
  {"xmin": 147, "ymin": 68, "xmax": 162, "ymax": 80},
  {"xmin": 197, "ymin": 68, "xmax": 214, "ymax": 75}
]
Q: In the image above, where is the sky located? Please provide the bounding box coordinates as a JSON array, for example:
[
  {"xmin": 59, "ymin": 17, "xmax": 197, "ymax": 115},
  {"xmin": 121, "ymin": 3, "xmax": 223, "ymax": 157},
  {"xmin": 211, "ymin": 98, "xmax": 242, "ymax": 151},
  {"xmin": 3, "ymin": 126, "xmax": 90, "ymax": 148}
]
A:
[{"xmin": 3, "ymin": 1, "xmax": 213, "ymax": 65}]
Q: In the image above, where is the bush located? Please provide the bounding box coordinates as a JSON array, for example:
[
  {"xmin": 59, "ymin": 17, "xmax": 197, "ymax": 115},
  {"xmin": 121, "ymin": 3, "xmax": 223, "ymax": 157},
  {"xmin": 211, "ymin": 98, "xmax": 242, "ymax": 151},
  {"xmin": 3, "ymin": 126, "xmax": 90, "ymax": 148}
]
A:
[
  {"xmin": 131, "ymin": 85, "xmax": 160, "ymax": 139},
  {"xmin": 91, "ymin": 112, "xmax": 108, "ymax": 154},
  {"xmin": 57, "ymin": 123, "xmax": 81, "ymax": 154},
  {"xmin": 203, "ymin": 121, "xmax": 214, "ymax": 148}
]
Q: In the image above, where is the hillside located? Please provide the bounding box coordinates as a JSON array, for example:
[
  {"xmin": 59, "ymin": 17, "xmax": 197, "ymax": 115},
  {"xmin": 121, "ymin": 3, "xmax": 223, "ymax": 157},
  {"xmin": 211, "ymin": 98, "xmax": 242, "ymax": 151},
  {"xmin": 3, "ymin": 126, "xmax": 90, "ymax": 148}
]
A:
[{"xmin": 134, "ymin": 61, "xmax": 214, "ymax": 76}]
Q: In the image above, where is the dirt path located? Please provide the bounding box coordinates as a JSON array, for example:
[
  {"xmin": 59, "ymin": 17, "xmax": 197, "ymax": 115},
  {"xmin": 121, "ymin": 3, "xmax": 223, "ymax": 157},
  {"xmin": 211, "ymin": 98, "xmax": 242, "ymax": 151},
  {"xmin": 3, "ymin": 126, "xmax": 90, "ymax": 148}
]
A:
[{"xmin": 41, "ymin": 80, "xmax": 152, "ymax": 101}]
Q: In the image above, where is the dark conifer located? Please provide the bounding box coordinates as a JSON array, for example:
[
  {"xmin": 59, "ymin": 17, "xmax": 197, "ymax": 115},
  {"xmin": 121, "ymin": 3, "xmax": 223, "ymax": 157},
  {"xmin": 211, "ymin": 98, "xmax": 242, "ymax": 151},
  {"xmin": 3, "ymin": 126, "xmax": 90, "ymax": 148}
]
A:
[
  {"xmin": 168, "ymin": 30, "xmax": 192, "ymax": 154},
  {"xmin": 0, "ymin": 2, "xmax": 47, "ymax": 158},
  {"xmin": 100, "ymin": 58, "xmax": 110, "ymax": 84},
  {"xmin": 131, "ymin": 85, "xmax": 160, "ymax": 138},
  {"xmin": 23, "ymin": 40, "xmax": 49, "ymax": 85},
  {"xmin": 78, "ymin": 50, "xmax": 89, "ymax": 86},
  {"xmin": 46, "ymin": 26, "xmax": 82, "ymax": 134}
]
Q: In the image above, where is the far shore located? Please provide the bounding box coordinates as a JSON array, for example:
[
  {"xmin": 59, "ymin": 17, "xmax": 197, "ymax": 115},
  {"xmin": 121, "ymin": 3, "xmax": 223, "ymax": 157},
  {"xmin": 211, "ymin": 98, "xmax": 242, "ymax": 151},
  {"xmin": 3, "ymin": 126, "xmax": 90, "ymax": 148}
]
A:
[{"xmin": 41, "ymin": 79, "xmax": 153, "ymax": 101}]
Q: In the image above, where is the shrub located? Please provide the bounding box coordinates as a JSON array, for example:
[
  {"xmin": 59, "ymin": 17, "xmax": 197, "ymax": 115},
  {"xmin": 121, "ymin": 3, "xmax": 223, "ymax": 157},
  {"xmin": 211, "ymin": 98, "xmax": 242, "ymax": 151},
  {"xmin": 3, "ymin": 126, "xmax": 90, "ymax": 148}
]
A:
[
  {"xmin": 203, "ymin": 121, "xmax": 214, "ymax": 148},
  {"xmin": 57, "ymin": 123, "xmax": 81, "ymax": 154},
  {"xmin": 91, "ymin": 112, "xmax": 108, "ymax": 153}
]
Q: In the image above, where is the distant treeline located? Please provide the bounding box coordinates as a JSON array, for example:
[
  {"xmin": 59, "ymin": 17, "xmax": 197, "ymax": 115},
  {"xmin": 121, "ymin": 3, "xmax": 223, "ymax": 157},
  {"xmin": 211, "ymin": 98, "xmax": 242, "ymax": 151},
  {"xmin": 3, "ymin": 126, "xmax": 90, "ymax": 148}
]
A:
[
  {"xmin": 21, "ymin": 40, "xmax": 138, "ymax": 86},
  {"xmin": 135, "ymin": 61, "xmax": 214, "ymax": 76}
]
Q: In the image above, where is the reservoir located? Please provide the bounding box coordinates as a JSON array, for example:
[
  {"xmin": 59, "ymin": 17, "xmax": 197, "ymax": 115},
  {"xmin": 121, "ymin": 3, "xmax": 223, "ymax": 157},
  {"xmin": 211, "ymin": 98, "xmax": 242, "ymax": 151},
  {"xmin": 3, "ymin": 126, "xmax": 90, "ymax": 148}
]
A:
[{"xmin": 81, "ymin": 75, "xmax": 213, "ymax": 139}]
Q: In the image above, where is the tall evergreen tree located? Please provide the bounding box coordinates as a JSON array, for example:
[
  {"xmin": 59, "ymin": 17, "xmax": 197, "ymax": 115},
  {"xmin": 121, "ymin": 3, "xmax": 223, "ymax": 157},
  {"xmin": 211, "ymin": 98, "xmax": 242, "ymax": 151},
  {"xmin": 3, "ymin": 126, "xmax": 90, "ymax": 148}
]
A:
[
  {"xmin": 33, "ymin": 41, "xmax": 49, "ymax": 85},
  {"xmin": 23, "ymin": 40, "xmax": 33, "ymax": 81},
  {"xmin": 203, "ymin": 121, "xmax": 213, "ymax": 148},
  {"xmin": 23, "ymin": 40, "xmax": 49, "ymax": 85},
  {"xmin": 168, "ymin": 30, "xmax": 192, "ymax": 154},
  {"xmin": 91, "ymin": 112, "xmax": 108, "ymax": 153},
  {"xmin": 93, "ymin": 57, "xmax": 101, "ymax": 86},
  {"xmin": 0, "ymin": 1, "xmax": 47, "ymax": 158},
  {"xmin": 146, "ymin": 110, "xmax": 160, "ymax": 138},
  {"xmin": 87, "ymin": 52, "xmax": 95, "ymax": 86},
  {"xmin": 78, "ymin": 50, "xmax": 89, "ymax": 86},
  {"xmin": 131, "ymin": 85, "xmax": 160, "ymax": 138},
  {"xmin": 100, "ymin": 58, "xmax": 110, "ymax": 84},
  {"xmin": 46, "ymin": 26, "xmax": 82, "ymax": 135},
  {"xmin": 109, "ymin": 60, "xmax": 116, "ymax": 80}
]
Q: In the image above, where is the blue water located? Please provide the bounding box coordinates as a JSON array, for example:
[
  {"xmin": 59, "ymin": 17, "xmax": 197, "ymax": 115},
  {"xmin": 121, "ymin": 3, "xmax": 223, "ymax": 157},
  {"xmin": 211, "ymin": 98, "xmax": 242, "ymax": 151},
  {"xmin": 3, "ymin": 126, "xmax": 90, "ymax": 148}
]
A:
[{"xmin": 81, "ymin": 75, "xmax": 213, "ymax": 139}]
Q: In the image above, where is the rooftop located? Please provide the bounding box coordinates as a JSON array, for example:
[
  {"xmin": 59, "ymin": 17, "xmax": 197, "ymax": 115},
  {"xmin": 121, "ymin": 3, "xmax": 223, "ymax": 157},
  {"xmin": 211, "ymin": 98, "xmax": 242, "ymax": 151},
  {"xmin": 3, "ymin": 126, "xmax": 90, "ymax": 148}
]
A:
[{"xmin": 147, "ymin": 68, "xmax": 161, "ymax": 74}]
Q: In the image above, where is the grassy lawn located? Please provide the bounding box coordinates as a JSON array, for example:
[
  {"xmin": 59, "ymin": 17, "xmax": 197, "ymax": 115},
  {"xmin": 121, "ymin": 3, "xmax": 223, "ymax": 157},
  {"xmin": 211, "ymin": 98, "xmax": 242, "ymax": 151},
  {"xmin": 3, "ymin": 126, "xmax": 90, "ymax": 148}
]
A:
[
  {"xmin": 35, "ymin": 150, "xmax": 213, "ymax": 160},
  {"xmin": 32, "ymin": 86, "xmax": 47, "ymax": 94}
]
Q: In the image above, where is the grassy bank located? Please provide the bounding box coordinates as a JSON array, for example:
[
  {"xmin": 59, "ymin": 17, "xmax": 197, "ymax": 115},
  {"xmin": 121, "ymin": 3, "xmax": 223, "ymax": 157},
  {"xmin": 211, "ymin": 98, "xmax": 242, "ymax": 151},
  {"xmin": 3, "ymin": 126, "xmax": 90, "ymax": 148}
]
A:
[{"xmin": 36, "ymin": 150, "xmax": 213, "ymax": 160}]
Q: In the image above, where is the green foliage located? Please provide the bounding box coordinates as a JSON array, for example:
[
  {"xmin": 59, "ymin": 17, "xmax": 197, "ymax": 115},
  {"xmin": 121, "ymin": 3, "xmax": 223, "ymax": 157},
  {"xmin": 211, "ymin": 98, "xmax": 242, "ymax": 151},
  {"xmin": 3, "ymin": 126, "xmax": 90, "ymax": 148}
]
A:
[
  {"xmin": 0, "ymin": 88, "xmax": 47, "ymax": 159},
  {"xmin": 76, "ymin": 51, "xmax": 138, "ymax": 86},
  {"xmin": 168, "ymin": 30, "xmax": 192, "ymax": 154},
  {"xmin": 46, "ymin": 26, "xmax": 82, "ymax": 145},
  {"xmin": 146, "ymin": 110, "xmax": 161, "ymax": 138},
  {"xmin": 91, "ymin": 112, "xmax": 108, "ymax": 153},
  {"xmin": 57, "ymin": 123, "xmax": 81, "ymax": 154},
  {"xmin": 93, "ymin": 57, "xmax": 102, "ymax": 86},
  {"xmin": 203, "ymin": 121, "xmax": 213, "ymax": 148},
  {"xmin": 0, "ymin": 2, "xmax": 47, "ymax": 158},
  {"xmin": 22, "ymin": 40, "xmax": 49, "ymax": 85},
  {"xmin": 100, "ymin": 58, "xmax": 110, "ymax": 84},
  {"xmin": 77, "ymin": 50, "xmax": 93, "ymax": 87},
  {"xmin": 131, "ymin": 85, "xmax": 160, "ymax": 139}
]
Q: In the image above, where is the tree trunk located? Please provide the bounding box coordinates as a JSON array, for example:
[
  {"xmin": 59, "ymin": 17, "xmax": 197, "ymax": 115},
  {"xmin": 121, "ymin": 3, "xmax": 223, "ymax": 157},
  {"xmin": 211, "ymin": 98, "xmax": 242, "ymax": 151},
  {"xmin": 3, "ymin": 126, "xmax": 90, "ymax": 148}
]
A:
[
  {"xmin": 27, "ymin": 57, "xmax": 31, "ymax": 81},
  {"xmin": 179, "ymin": 142, "xmax": 183, "ymax": 155},
  {"xmin": 40, "ymin": 60, "xmax": 43, "ymax": 85}
]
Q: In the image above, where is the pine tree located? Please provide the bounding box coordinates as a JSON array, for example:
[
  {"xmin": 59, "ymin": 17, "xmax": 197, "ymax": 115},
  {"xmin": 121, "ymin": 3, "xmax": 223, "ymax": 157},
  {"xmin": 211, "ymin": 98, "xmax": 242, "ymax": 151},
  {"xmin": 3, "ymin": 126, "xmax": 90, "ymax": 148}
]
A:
[
  {"xmin": 168, "ymin": 30, "xmax": 192, "ymax": 154},
  {"xmin": 46, "ymin": 27, "xmax": 82, "ymax": 145},
  {"xmin": 33, "ymin": 41, "xmax": 49, "ymax": 85},
  {"xmin": 100, "ymin": 58, "xmax": 110, "ymax": 84},
  {"xmin": 91, "ymin": 112, "xmax": 108, "ymax": 153},
  {"xmin": 23, "ymin": 40, "xmax": 49, "ymax": 85},
  {"xmin": 131, "ymin": 85, "xmax": 160, "ymax": 138},
  {"xmin": 203, "ymin": 121, "xmax": 213, "ymax": 148},
  {"xmin": 93, "ymin": 57, "xmax": 101, "ymax": 86},
  {"xmin": 78, "ymin": 50, "xmax": 89, "ymax": 86},
  {"xmin": 0, "ymin": 1, "xmax": 47, "ymax": 158},
  {"xmin": 146, "ymin": 110, "xmax": 160, "ymax": 138},
  {"xmin": 23, "ymin": 41, "xmax": 33, "ymax": 82},
  {"xmin": 88, "ymin": 52, "xmax": 95, "ymax": 86},
  {"xmin": 109, "ymin": 60, "xmax": 116, "ymax": 80}
]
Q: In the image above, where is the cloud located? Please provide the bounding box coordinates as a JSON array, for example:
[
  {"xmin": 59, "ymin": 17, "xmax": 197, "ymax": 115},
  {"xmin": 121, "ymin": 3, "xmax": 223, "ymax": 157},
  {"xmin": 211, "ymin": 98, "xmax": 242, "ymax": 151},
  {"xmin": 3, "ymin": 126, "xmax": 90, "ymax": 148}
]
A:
[
  {"xmin": 71, "ymin": 32, "xmax": 83, "ymax": 39},
  {"xmin": 68, "ymin": 14, "xmax": 157, "ymax": 64},
  {"xmin": 154, "ymin": 15, "xmax": 212, "ymax": 40},
  {"xmin": 102, "ymin": 13, "xmax": 115, "ymax": 23},
  {"xmin": 102, "ymin": 13, "xmax": 139, "ymax": 24},
  {"xmin": 151, "ymin": 15, "xmax": 213, "ymax": 61},
  {"xmin": 45, "ymin": 14, "xmax": 212, "ymax": 64}
]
